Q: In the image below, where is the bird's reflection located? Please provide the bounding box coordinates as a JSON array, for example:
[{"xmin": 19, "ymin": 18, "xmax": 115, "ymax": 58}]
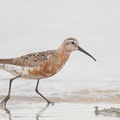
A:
[
  {"xmin": 0, "ymin": 103, "xmax": 53, "ymax": 120},
  {"xmin": 0, "ymin": 106, "xmax": 11, "ymax": 120},
  {"xmin": 94, "ymin": 106, "xmax": 120, "ymax": 118},
  {"xmin": 36, "ymin": 104, "xmax": 51, "ymax": 120}
]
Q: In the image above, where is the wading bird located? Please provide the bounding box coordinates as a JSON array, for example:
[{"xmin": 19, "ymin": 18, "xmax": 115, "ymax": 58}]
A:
[{"xmin": 0, "ymin": 37, "xmax": 96, "ymax": 107}]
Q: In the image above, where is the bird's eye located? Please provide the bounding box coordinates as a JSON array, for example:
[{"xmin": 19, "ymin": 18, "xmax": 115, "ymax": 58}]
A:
[{"xmin": 71, "ymin": 42, "xmax": 75, "ymax": 44}]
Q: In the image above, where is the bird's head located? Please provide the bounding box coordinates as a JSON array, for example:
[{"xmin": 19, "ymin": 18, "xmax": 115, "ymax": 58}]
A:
[{"xmin": 61, "ymin": 37, "xmax": 96, "ymax": 61}]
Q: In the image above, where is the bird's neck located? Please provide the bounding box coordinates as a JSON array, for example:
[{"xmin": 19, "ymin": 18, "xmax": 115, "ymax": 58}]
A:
[{"xmin": 57, "ymin": 46, "xmax": 71, "ymax": 66}]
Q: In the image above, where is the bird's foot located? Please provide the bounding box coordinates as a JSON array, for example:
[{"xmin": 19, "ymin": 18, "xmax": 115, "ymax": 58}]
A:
[
  {"xmin": 47, "ymin": 101, "xmax": 55, "ymax": 106},
  {"xmin": 0, "ymin": 96, "xmax": 9, "ymax": 107}
]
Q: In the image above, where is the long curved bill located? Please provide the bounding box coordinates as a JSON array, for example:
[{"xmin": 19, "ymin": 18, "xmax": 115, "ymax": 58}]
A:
[{"xmin": 78, "ymin": 46, "xmax": 96, "ymax": 61}]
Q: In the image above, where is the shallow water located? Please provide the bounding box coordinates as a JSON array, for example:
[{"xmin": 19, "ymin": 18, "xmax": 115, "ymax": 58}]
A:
[{"xmin": 0, "ymin": 102, "xmax": 120, "ymax": 120}]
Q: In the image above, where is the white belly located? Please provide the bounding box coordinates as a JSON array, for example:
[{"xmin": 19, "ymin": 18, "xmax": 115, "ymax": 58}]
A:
[{"xmin": 0, "ymin": 64, "xmax": 44, "ymax": 79}]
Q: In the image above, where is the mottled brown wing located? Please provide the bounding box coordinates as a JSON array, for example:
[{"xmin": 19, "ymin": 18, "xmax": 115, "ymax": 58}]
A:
[{"xmin": 0, "ymin": 50, "xmax": 58, "ymax": 67}]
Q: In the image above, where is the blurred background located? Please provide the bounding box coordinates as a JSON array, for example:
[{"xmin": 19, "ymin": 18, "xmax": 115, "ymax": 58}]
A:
[{"xmin": 0, "ymin": 0, "xmax": 120, "ymax": 101}]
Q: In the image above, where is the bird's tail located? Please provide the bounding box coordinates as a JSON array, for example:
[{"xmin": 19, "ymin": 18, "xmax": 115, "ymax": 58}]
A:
[
  {"xmin": 0, "ymin": 59, "xmax": 13, "ymax": 69},
  {"xmin": 0, "ymin": 58, "xmax": 13, "ymax": 64}
]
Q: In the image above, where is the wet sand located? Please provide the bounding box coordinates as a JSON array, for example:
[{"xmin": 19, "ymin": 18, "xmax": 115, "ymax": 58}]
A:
[
  {"xmin": 1, "ymin": 89, "xmax": 120, "ymax": 104},
  {"xmin": 0, "ymin": 101, "xmax": 120, "ymax": 120},
  {"xmin": 0, "ymin": 92, "xmax": 120, "ymax": 120},
  {"xmin": 0, "ymin": 81, "xmax": 120, "ymax": 120},
  {"xmin": 0, "ymin": 76, "xmax": 120, "ymax": 120}
]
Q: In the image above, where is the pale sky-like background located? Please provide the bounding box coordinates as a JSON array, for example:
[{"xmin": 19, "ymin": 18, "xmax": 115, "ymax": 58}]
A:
[{"xmin": 0, "ymin": 0, "xmax": 120, "ymax": 94}]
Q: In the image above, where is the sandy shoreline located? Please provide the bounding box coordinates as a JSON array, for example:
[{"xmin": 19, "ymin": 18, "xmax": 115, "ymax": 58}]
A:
[
  {"xmin": 0, "ymin": 90, "xmax": 120, "ymax": 120},
  {"xmin": 0, "ymin": 89, "xmax": 120, "ymax": 104}
]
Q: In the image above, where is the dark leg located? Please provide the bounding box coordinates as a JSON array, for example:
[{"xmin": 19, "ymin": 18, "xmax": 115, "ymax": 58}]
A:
[
  {"xmin": 0, "ymin": 75, "xmax": 21, "ymax": 107},
  {"xmin": 35, "ymin": 79, "xmax": 54, "ymax": 105}
]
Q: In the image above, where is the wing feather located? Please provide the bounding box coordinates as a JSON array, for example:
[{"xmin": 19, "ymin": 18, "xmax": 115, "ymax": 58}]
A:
[{"xmin": 0, "ymin": 50, "xmax": 58, "ymax": 67}]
